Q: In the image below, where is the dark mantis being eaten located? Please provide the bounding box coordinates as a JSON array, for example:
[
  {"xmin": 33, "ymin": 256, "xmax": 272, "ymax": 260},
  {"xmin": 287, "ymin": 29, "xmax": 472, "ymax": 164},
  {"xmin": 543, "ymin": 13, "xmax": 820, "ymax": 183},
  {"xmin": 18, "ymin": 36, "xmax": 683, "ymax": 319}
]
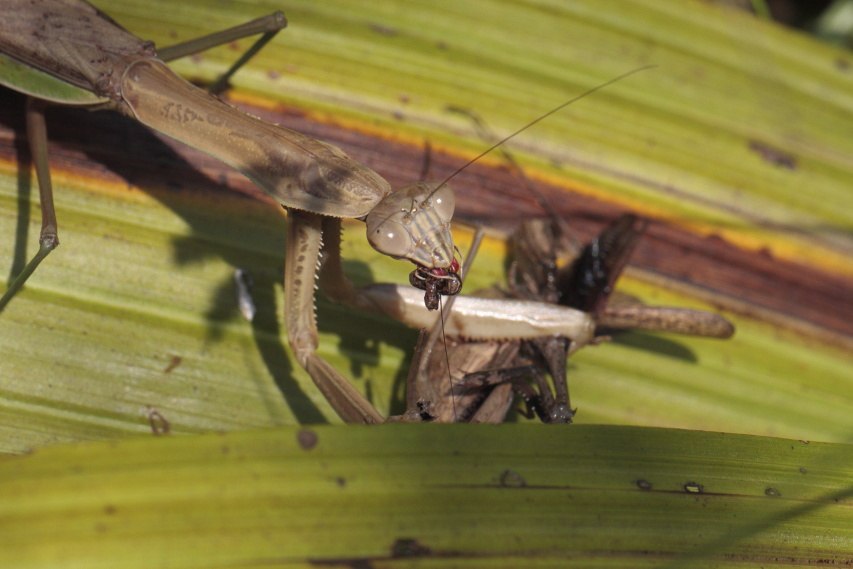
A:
[{"xmin": 377, "ymin": 212, "xmax": 732, "ymax": 424}]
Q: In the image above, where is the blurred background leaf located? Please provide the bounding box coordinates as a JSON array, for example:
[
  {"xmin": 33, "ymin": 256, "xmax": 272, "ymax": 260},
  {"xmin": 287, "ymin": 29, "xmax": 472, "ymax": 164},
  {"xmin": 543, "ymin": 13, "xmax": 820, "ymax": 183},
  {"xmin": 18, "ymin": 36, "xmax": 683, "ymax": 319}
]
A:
[{"xmin": 1, "ymin": 424, "xmax": 851, "ymax": 567}]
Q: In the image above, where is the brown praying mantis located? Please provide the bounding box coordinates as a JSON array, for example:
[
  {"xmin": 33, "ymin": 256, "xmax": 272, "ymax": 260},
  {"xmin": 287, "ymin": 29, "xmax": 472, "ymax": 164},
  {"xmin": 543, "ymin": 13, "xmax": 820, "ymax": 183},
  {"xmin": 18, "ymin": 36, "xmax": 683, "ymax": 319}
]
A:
[
  {"xmin": 1, "ymin": 1, "xmax": 732, "ymax": 426},
  {"xmin": 0, "ymin": 0, "xmax": 463, "ymax": 424}
]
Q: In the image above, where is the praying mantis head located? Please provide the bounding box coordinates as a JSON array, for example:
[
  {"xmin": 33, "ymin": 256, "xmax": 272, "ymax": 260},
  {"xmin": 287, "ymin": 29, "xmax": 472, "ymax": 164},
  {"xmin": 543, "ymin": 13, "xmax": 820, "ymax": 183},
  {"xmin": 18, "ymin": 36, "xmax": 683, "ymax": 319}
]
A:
[{"xmin": 365, "ymin": 181, "xmax": 461, "ymax": 310}]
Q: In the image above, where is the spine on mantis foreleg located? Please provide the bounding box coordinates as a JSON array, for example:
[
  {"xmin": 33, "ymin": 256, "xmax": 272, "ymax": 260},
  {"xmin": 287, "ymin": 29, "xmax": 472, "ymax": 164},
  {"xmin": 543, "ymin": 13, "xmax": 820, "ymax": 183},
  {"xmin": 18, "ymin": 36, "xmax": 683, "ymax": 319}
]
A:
[{"xmin": 117, "ymin": 58, "xmax": 390, "ymax": 216}]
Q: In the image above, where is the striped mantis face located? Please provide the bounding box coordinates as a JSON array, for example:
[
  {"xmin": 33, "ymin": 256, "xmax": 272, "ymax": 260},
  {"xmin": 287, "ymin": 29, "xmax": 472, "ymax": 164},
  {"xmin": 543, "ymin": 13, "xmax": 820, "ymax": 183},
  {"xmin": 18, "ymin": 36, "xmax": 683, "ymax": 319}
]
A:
[{"xmin": 365, "ymin": 181, "xmax": 461, "ymax": 310}]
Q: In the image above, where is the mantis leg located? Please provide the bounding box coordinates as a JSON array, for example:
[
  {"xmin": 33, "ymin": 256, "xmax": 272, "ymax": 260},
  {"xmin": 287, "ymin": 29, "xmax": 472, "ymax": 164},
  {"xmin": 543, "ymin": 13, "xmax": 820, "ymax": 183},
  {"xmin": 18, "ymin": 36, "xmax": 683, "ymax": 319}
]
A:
[
  {"xmin": 156, "ymin": 12, "xmax": 287, "ymax": 94},
  {"xmin": 284, "ymin": 209, "xmax": 383, "ymax": 424},
  {"xmin": 0, "ymin": 99, "xmax": 59, "ymax": 312}
]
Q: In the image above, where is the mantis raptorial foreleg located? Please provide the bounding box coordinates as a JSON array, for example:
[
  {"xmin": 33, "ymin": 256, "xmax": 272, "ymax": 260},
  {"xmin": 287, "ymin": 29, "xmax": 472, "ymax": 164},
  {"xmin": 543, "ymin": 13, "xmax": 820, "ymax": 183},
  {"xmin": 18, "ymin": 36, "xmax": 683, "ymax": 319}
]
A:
[{"xmin": 285, "ymin": 210, "xmax": 383, "ymax": 424}]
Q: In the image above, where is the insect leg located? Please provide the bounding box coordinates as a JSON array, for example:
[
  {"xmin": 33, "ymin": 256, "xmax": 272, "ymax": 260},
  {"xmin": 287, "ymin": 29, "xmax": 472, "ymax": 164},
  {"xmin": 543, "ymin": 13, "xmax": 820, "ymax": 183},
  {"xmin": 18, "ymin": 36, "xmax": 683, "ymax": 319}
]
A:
[
  {"xmin": 285, "ymin": 210, "xmax": 383, "ymax": 424},
  {"xmin": 0, "ymin": 99, "xmax": 59, "ymax": 312},
  {"xmin": 156, "ymin": 12, "xmax": 288, "ymax": 94}
]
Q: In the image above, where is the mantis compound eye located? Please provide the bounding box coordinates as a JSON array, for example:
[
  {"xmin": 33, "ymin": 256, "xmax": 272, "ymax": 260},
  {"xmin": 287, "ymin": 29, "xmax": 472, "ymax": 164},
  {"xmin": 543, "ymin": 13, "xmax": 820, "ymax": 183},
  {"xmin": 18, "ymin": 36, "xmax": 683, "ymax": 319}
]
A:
[
  {"xmin": 426, "ymin": 183, "xmax": 455, "ymax": 222},
  {"xmin": 366, "ymin": 217, "xmax": 415, "ymax": 260}
]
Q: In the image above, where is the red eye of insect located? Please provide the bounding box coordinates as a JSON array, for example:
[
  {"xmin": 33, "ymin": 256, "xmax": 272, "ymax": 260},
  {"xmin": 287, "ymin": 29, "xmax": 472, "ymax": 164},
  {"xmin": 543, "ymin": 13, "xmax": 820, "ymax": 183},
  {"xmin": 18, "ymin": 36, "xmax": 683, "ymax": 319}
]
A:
[
  {"xmin": 450, "ymin": 258, "xmax": 460, "ymax": 273},
  {"xmin": 430, "ymin": 268, "xmax": 448, "ymax": 277}
]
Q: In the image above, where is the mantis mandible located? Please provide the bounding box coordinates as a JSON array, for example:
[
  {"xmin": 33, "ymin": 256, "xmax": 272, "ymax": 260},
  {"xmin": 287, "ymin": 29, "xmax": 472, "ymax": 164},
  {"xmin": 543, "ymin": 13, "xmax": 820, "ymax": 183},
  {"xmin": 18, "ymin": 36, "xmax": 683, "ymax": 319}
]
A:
[{"xmin": 0, "ymin": 0, "xmax": 464, "ymax": 424}]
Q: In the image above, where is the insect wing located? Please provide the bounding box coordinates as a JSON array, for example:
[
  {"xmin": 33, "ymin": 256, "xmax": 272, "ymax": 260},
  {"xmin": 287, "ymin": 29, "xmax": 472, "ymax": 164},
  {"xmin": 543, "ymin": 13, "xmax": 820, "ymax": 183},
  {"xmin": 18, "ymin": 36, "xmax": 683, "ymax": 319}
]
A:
[{"xmin": 0, "ymin": 0, "xmax": 151, "ymax": 97}]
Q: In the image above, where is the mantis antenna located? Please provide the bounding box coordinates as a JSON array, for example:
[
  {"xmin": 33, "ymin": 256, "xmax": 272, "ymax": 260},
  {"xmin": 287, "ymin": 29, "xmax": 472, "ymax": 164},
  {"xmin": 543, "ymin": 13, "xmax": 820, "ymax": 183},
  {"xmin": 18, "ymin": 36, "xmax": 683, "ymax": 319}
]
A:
[{"xmin": 434, "ymin": 65, "xmax": 657, "ymax": 194}]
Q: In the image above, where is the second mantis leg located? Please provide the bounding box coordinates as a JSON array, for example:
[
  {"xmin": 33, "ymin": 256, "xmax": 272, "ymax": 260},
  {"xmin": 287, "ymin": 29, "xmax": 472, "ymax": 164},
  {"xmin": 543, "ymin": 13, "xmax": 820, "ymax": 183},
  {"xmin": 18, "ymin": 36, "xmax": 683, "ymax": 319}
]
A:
[{"xmin": 0, "ymin": 99, "xmax": 59, "ymax": 312}]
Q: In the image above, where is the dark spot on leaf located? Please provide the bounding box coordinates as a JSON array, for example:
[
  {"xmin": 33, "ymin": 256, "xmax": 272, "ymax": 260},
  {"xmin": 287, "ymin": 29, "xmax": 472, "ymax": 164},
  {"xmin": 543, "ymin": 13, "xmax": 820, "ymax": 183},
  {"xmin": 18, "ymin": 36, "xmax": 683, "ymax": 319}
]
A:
[
  {"xmin": 636, "ymin": 479, "xmax": 652, "ymax": 490},
  {"xmin": 500, "ymin": 470, "xmax": 527, "ymax": 488},
  {"xmin": 765, "ymin": 487, "xmax": 781, "ymax": 497},
  {"xmin": 391, "ymin": 538, "xmax": 431, "ymax": 558},
  {"xmin": 370, "ymin": 23, "xmax": 397, "ymax": 36},
  {"xmin": 103, "ymin": 505, "xmax": 116, "ymax": 515},
  {"xmin": 336, "ymin": 477, "xmax": 346, "ymax": 487},
  {"xmin": 297, "ymin": 429, "xmax": 318, "ymax": 450},
  {"xmin": 748, "ymin": 140, "xmax": 797, "ymax": 169},
  {"xmin": 147, "ymin": 408, "xmax": 170, "ymax": 435},
  {"xmin": 799, "ymin": 467, "xmax": 807, "ymax": 474},
  {"xmin": 163, "ymin": 355, "xmax": 182, "ymax": 373}
]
